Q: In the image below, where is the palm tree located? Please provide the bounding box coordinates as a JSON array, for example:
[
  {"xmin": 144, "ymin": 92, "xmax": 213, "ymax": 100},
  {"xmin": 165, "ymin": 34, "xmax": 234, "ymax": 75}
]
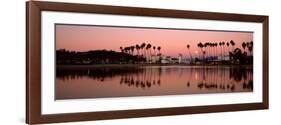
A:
[
  {"xmin": 146, "ymin": 43, "xmax": 152, "ymax": 62},
  {"xmin": 131, "ymin": 46, "xmax": 135, "ymax": 55},
  {"xmin": 230, "ymin": 40, "xmax": 235, "ymax": 52},
  {"xmin": 222, "ymin": 42, "xmax": 225, "ymax": 60},
  {"xmin": 124, "ymin": 47, "xmax": 128, "ymax": 54},
  {"xmin": 136, "ymin": 44, "xmax": 140, "ymax": 56},
  {"xmin": 197, "ymin": 42, "xmax": 204, "ymax": 60},
  {"xmin": 212, "ymin": 42, "xmax": 216, "ymax": 57},
  {"xmin": 247, "ymin": 41, "xmax": 253, "ymax": 56},
  {"xmin": 204, "ymin": 43, "xmax": 208, "ymax": 61},
  {"xmin": 127, "ymin": 47, "xmax": 131, "ymax": 55},
  {"xmin": 214, "ymin": 43, "xmax": 218, "ymax": 58},
  {"xmin": 120, "ymin": 46, "xmax": 123, "ymax": 53},
  {"xmin": 210, "ymin": 43, "xmax": 214, "ymax": 57},
  {"xmin": 157, "ymin": 46, "xmax": 161, "ymax": 55},
  {"xmin": 128, "ymin": 47, "xmax": 132, "ymax": 55},
  {"xmin": 141, "ymin": 43, "xmax": 146, "ymax": 57},
  {"xmin": 242, "ymin": 42, "xmax": 247, "ymax": 54},
  {"xmin": 186, "ymin": 44, "xmax": 193, "ymax": 62},
  {"xmin": 219, "ymin": 42, "xmax": 222, "ymax": 59},
  {"xmin": 226, "ymin": 42, "xmax": 230, "ymax": 57},
  {"xmin": 147, "ymin": 44, "xmax": 152, "ymax": 56},
  {"xmin": 153, "ymin": 46, "xmax": 156, "ymax": 56},
  {"xmin": 250, "ymin": 41, "xmax": 253, "ymax": 46}
]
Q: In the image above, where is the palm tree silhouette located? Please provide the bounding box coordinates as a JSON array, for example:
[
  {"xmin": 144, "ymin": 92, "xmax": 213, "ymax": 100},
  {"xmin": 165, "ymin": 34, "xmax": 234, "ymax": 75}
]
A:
[
  {"xmin": 136, "ymin": 44, "xmax": 140, "ymax": 56},
  {"xmin": 212, "ymin": 43, "xmax": 216, "ymax": 57},
  {"xmin": 141, "ymin": 43, "xmax": 146, "ymax": 58},
  {"xmin": 157, "ymin": 46, "xmax": 161, "ymax": 55},
  {"xmin": 204, "ymin": 43, "xmax": 208, "ymax": 61},
  {"xmin": 153, "ymin": 46, "xmax": 156, "ymax": 56},
  {"xmin": 219, "ymin": 42, "xmax": 222, "ymax": 59},
  {"xmin": 127, "ymin": 47, "xmax": 131, "ymax": 55},
  {"xmin": 124, "ymin": 47, "xmax": 128, "ymax": 54},
  {"xmin": 247, "ymin": 41, "xmax": 253, "ymax": 56},
  {"xmin": 197, "ymin": 42, "xmax": 204, "ymax": 60},
  {"xmin": 186, "ymin": 44, "xmax": 193, "ymax": 62},
  {"xmin": 146, "ymin": 43, "xmax": 152, "ymax": 62},
  {"xmin": 222, "ymin": 42, "xmax": 225, "ymax": 61},
  {"xmin": 120, "ymin": 46, "xmax": 123, "ymax": 53},
  {"xmin": 242, "ymin": 42, "xmax": 247, "ymax": 54},
  {"xmin": 131, "ymin": 46, "xmax": 135, "ymax": 55},
  {"xmin": 230, "ymin": 40, "xmax": 235, "ymax": 52},
  {"xmin": 209, "ymin": 43, "xmax": 212, "ymax": 57},
  {"xmin": 226, "ymin": 42, "xmax": 230, "ymax": 57},
  {"xmin": 214, "ymin": 43, "xmax": 218, "ymax": 58},
  {"xmin": 250, "ymin": 41, "xmax": 253, "ymax": 46}
]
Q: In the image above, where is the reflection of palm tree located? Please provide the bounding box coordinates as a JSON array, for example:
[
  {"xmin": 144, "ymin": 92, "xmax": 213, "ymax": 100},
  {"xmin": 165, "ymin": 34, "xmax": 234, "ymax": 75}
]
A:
[{"xmin": 157, "ymin": 67, "xmax": 162, "ymax": 85}]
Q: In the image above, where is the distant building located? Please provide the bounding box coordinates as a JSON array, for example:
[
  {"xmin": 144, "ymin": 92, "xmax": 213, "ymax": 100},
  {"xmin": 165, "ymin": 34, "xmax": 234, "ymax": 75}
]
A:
[
  {"xmin": 181, "ymin": 58, "xmax": 192, "ymax": 64},
  {"xmin": 151, "ymin": 55, "xmax": 160, "ymax": 63},
  {"xmin": 217, "ymin": 55, "xmax": 230, "ymax": 61},
  {"xmin": 178, "ymin": 54, "xmax": 183, "ymax": 64},
  {"xmin": 161, "ymin": 56, "xmax": 169, "ymax": 64}
]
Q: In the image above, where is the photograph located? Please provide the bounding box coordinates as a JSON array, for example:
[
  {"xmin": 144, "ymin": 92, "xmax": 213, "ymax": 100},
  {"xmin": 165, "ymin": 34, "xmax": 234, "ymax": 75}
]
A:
[
  {"xmin": 55, "ymin": 24, "xmax": 254, "ymax": 100},
  {"xmin": 26, "ymin": 1, "xmax": 269, "ymax": 124}
]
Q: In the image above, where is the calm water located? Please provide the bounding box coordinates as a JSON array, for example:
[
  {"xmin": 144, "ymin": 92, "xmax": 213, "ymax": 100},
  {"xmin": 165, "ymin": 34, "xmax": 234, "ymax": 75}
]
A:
[{"xmin": 55, "ymin": 65, "xmax": 253, "ymax": 100}]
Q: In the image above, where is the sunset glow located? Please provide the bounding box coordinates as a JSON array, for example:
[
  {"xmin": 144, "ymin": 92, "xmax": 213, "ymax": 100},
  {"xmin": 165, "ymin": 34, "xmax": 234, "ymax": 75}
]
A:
[
  {"xmin": 56, "ymin": 24, "xmax": 253, "ymax": 57},
  {"xmin": 55, "ymin": 24, "xmax": 254, "ymax": 100}
]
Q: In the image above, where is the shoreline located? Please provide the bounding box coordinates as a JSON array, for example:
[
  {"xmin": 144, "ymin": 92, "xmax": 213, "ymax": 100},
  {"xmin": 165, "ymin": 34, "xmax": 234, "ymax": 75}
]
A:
[{"xmin": 57, "ymin": 64, "xmax": 253, "ymax": 68}]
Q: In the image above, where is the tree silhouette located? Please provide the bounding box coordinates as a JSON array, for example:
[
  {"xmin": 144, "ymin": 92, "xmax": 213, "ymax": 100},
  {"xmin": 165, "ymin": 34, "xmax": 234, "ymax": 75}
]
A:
[
  {"xmin": 131, "ymin": 46, "xmax": 135, "ymax": 55},
  {"xmin": 146, "ymin": 43, "xmax": 152, "ymax": 61},
  {"xmin": 247, "ymin": 41, "xmax": 253, "ymax": 56},
  {"xmin": 242, "ymin": 42, "xmax": 247, "ymax": 54},
  {"xmin": 230, "ymin": 40, "xmax": 235, "ymax": 52},
  {"xmin": 141, "ymin": 43, "xmax": 146, "ymax": 58},
  {"xmin": 136, "ymin": 44, "xmax": 140, "ymax": 56},
  {"xmin": 186, "ymin": 44, "xmax": 193, "ymax": 62},
  {"xmin": 157, "ymin": 46, "xmax": 161, "ymax": 55},
  {"xmin": 120, "ymin": 46, "xmax": 123, "ymax": 53},
  {"xmin": 197, "ymin": 42, "xmax": 204, "ymax": 61},
  {"xmin": 214, "ymin": 43, "xmax": 218, "ymax": 57},
  {"xmin": 222, "ymin": 42, "xmax": 225, "ymax": 60},
  {"xmin": 226, "ymin": 42, "xmax": 230, "ymax": 57},
  {"xmin": 153, "ymin": 46, "xmax": 156, "ymax": 56}
]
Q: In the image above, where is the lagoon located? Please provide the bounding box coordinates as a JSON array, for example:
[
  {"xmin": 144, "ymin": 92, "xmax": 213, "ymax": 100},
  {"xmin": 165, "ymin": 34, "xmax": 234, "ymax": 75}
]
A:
[{"xmin": 55, "ymin": 65, "xmax": 253, "ymax": 100}]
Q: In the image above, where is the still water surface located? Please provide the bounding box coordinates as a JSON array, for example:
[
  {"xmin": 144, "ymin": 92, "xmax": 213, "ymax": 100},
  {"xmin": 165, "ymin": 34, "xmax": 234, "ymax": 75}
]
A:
[{"xmin": 56, "ymin": 65, "xmax": 253, "ymax": 100}]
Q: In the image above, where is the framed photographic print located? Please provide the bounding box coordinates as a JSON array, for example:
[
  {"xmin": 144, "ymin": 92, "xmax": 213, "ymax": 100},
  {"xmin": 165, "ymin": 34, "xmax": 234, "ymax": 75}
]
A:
[{"xmin": 26, "ymin": 1, "xmax": 269, "ymax": 124}]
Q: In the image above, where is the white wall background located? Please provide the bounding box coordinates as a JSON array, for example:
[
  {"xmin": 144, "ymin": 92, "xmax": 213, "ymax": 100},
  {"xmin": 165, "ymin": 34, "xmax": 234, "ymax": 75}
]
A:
[{"xmin": 0, "ymin": 0, "xmax": 279, "ymax": 124}]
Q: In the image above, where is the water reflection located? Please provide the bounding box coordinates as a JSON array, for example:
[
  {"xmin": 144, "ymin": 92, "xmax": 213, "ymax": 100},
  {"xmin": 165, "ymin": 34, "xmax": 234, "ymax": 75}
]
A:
[{"xmin": 56, "ymin": 66, "xmax": 253, "ymax": 100}]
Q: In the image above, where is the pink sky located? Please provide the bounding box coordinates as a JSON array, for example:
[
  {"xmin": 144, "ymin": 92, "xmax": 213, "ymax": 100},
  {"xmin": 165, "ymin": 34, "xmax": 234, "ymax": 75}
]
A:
[{"xmin": 56, "ymin": 24, "xmax": 253, "ymax": 57}]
